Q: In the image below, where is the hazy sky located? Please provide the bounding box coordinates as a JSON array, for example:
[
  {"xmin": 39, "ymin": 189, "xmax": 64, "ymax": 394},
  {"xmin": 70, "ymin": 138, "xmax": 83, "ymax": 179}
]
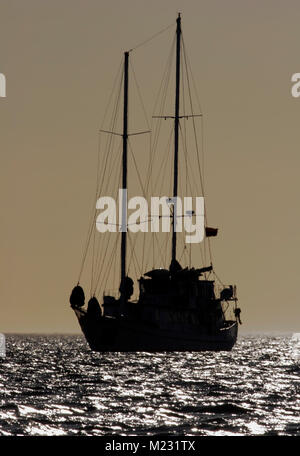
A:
[{"xmin": 1, "ymin": 0, "xmax": 300, "ymax": 334}]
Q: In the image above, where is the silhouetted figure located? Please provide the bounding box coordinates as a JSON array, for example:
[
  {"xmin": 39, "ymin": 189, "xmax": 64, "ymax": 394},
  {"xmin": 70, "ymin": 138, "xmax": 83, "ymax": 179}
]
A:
[
  {"xmin": 234, "ymin": 307, "xmax": 242, "ymax": 324},
  {"xmin": 220, "ymin": 286, "xmax": 233, "ymax": 301},
  {"xmin": 70, "ymin": 285, "xmax": 85, "ymax": 309},
  {"xmin": 119, "ymin": 276, "xmax": 134, "ymax": 300},
  {"xmin": 87, "ymin": 297, "xmax": 102, "ymax": 320}
]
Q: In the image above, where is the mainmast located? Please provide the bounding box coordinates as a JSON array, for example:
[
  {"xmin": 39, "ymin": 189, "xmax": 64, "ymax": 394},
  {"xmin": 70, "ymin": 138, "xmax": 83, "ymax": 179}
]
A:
[
  {"xmin": 121, "ymin": 51, "xmax": 129, "ymax": 295},
  {"xmin": 172, "ymin": 13, "xmax": 181, "ymax": 263}
]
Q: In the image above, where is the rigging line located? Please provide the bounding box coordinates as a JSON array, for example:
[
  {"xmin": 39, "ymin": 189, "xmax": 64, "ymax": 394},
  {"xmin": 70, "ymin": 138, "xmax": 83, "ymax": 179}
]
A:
[
  {"xmin": 200, "ymin": 116, "xmax": 205, "ymax": 200},
  {"xmin": 106, "ymin": 140, "xmax": 123, "ymax": 189},
  {"xmin": 151, "ymin": 163, "xmax": 174, "ymax": 269},
  {"xmin": 129, "ymin": 22, "xmax": 174, "ymax": 52},
  {"xmin": 129, "ymin": 60, "xmax": 150, "ymax": 130},
  {"xmin": 152, "ymin": 221, "xmax": 155, "ymax": 269},
  {"xmin": 178, "ymin": 120, "xmax": 193, "ymax": 197},
  {"xmin": 128, "ymin": 139, "xmax": 147, "ymax": 198},
  {"xmin": 153, "ymin": 134, "xmax": 173, "ymax": 262},
  {"xmin": 182, "ymin": 37, "xmax": 212, "ymax": 267},
  {"xmin": 90, "ymin": 215, "xmax": 97, "ymax": 296},
  {"xmin": 92, "ymin": 64, "xmax": 123, "ymax": 286},
  {"xmin": 93, "ymin": 166, "xmax": 121, "ymax": 295},
  {"xmin": 146, "ymin": 33, "xmax": 175, "ymax": 124},
  {"xmin": 78, "ymin": 211, "xmax": 96, "ymax": 283},
  {"xmin": 95, "ymin": 231, "xmax": 120, "ymax": 297},
  {"xmin": 127, "ymin": 232, "xmax": 141, "ymax": 279},
  {"xmin": 126, "ymin": 139, "xmax": 149, "ymax": 275},
  {"xmin": 87, "ymin": 62, "xmax": 124, "ymax": 281},
  {"xmin": 183, "ymin": 65, "xmax": 194, "ymax": 271},
  {"xmin": 99, "ymin": 61, "xmax": 123, "ymax": 131},
  {"xmin": 78, "ymin": 131, "xmax": 111, "ymax": 282},
  {"xmin": 180, "ymin": 47, "xmax": 188, "ymax": 199},
  {"xmin": 150, "ymin": 48, "xmax": 173, "ymax": 161},
  {"xmin": 182, "ymin": 39, "xmax": 204, "ymax": 196},
  {"xmin": 182, "ymin": 233, "xmax": 191, "ymax": 268},
  {"xmin": 187, "ymin": 56, "xmax": 205, "ymax": 191},
  {"xmin": 90, "ymin": 134, "xmax": 113, "ymax": 295},
  {"xmin": 142, "ymin": 34, "xmax": 176, "ymax": 272},
  {"xmin": 144, "ymin": 231, "xmax": 157, "ymax": 270},
  {"xmin": 78, "ymin": 135, "xmax": 108, "ymax": 283},
  {"xmin": 182, "ymin": 38, "xmax": 205, "ymax": 198},
  {"xmin": 182, "ymin": 40, "xmax": 204, "ymax": 118},
  {"xmin": 179, "ymin": 243, "xmax": 187, "ymax": 263},
  {"xmin": 127, "ymin": 232, "xmax": 137, "ymax": 274},
  {"xmin": 97, "ymin": 71, "xmax": 123, "ymax": 199},
  {"xmin": 161, "ymin": 231, "xmax": 171, "ymax": 269},
  {"xmin": 92, "ymin": 123, "xmax": 122, "ymax": 292},
  {"xmin": 155, "ymin": 230, "xmax": 170, "ymax": 267},
  {"xmin": 177, "ymin": 152, "xmax": 191, "ymax": 269},
  {"xmin": 93, "ymin": 141, "xmax": 122, "ymax": 284},
  {"xmin": 91, "ymin": 69, "xmax": 124, "ymax": 286},
  {"xmin": 112, "ymin": 231, "xmax": 118, "ymax": 295},
  {"xmin": 97, "ymin": 59, "xmax": 123, "ymax": 190},
  {"xmin": 151, "ymin": 147, "xmax": 174, "ymax": 270},
  {"xmin": 141, "ymin": 133, "xmax": 152, "ymax": 272},
  {"xmin": 94, "ymin": 158, "xmax": 122, "ymax": 288},
  {"xmin": 96, "ymin": 221, "xmax": 149, "ymax": 228},
  {"xmin": 94, "ymin": 62, "xmax": 123, "ymax": 205},
  {"xmin": 180, "ymin": 49, "xmax": 201, "ymax": 206},
  {"xmin": 207, "ymin": 237, "xmax": 214, "ymax": 270},
  {"xmin": 153, "ymin": 127, "xmax": 173, "ymax": 191},
  {"xmin": 93, "ymin": 163, "xmax": 122, "ymax": 295},
  {"xmin": 91, "ymin": 100, "xmax": 122, "ymax": 290},
  {"xmin": 142, "ymin": 123, "xmax": 173, "ymax": 267},
  {"xmin": 213, "ymin": 268, "xmax": 225, "ymax": 288},
  {"xmin": 152, "ymin": 114, "xmax": 202, "ymax": 119},
  {"xmin": 129, "ymin": 131, "xmax": 151, "ymax": 136},
  {"xmin": 99, "ymin": 130, "xmax": 122, "ymax": 136},
  {"xmin": 101, "ymin": 139, "xmax": 122, "ymax": 203},
  {"xmin": 184, "ymin": 47, "xmax": 206, "ymax": 206},
  {"xmin": 149, "ymin": 31, "xmax": 175, "ymax": 186},
  {"xmin": 144, "ymin": 229, "xmax": 168, "ymax": 271},
  {"xmin": 126, "ymin": 137, "xmax": 148, "ymax": 256},
  {"xmin": 154, "ymin": 229, "xmax": 169, "ymax": 269},
  {"xmin": 96, "ymin": 232, "xmax": 120, "ymax": 298},
  {"xmin": 94, "ymin": 232, "xmax": 115, "ymax": 297},
  {"xmin": 179, "ymin": 122, "xmax": 201, "ymax": 197},
  {"xmin": 102, "ymin": 235, "xmax": 120, "ymax": 296},
  {"xmin": 181, "ymin": 46, "xmax": 208, "ymax": 270},
  {"xmin": 147, "ymin": 35, "xmax": 176, "ymax": 195},
  {"xmin": 181, "ymin": 37, "xmax": 205, "ymax": 180}
]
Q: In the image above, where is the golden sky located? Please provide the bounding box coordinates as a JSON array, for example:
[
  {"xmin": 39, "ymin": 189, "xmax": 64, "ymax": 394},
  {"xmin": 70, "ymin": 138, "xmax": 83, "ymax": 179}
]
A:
[{"xmin": 0, "ymin": 0, "xmax": 300, "ymax": 333}]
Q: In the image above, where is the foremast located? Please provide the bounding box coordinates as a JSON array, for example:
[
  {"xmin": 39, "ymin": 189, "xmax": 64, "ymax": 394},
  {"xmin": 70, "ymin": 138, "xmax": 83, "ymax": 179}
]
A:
[
  {"xmin": 121, "ymin": 51, "xmax": 129, "ymax": 301},
  {"xmin": 172, "ymin": 13, "xmax": 181, "ymax": 263}
]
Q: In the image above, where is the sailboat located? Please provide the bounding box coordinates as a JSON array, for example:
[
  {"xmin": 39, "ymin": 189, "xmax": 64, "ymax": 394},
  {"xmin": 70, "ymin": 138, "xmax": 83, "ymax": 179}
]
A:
[{"xmin": 69, "ymin": 14, "xmax": 241, "ymax": 351}]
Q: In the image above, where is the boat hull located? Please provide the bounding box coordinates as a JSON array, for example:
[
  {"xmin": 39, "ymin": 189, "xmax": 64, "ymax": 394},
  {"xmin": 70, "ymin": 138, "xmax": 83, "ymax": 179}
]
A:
[{"xmin": 74, "ymin": 310, "xmax": 238, "ymax": 352}]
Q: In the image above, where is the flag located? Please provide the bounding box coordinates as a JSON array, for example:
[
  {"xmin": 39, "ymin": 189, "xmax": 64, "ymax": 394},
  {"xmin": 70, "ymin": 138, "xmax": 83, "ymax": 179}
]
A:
[{"xmin": 205, "ymin": 227, "xmax": 218, "ymax": 237}]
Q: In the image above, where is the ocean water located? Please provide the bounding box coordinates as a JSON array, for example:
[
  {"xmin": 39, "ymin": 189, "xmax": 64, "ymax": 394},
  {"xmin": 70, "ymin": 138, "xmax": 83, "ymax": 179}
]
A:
[{"xmin": 0, "ymin": 335, "xmax": 299, "ymax": 436}]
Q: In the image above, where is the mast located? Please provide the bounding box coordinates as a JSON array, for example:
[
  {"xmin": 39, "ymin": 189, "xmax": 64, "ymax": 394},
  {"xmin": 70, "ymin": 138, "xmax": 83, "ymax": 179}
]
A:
[
  {"xmin": 121, "ymin": 51, "xmax": 129, "ymax": 294},
  {"xmin": 172, "ymin": 13, "xmax": 181, "ymax": 263}
]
